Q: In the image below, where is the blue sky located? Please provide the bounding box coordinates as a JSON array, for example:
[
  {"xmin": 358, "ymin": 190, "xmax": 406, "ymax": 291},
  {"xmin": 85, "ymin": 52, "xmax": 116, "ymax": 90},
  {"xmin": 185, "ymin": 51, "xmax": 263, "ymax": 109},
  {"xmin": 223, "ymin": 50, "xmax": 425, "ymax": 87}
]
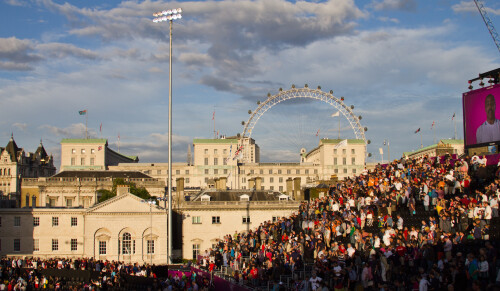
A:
[{"xmin": 0, "ymin": 0, "xmax": 499, "ymax": 169}]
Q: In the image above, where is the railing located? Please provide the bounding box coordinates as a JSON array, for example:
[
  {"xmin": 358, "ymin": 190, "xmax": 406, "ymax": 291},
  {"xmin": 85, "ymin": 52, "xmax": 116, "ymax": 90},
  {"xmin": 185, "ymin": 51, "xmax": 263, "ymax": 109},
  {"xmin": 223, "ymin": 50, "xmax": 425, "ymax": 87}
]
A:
[{"xmin": 186, "ymin": 200, "xmax": 300, "ymax": 207}]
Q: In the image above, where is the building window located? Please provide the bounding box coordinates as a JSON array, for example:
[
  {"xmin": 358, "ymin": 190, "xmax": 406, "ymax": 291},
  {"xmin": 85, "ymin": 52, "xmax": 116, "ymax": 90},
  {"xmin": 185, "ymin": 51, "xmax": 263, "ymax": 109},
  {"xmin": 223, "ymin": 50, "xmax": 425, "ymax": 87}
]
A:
[
  {"xmin": 71, "ymin": 239, "xmax": 78, "ymax": 251},
  {"xmin": 99, "ymin": 241, "xmax": 106, "ymax": 255},
  {"xmin": 81, "ymin": 149, "xmax": 85, "ymax": 154},
  {"xmin": 91, "ymin": 149, "xmax": 95, "ymax": 154},
  {"xmin": 223, "ymin": 169, "xmax": 228, "ymax": 174},
  {"xmin": 305, "ymin": 169, "xmax": 309, "ymax": 174},
  {"xmin": 204, "ymin": 158, "xmax": 208, "ymax": 165},
  {"xmin": 214, "ymin": 169, "xmax": 218, "ymax": 175},
  {"xmin": 81, "ymin": 157, "xmax": 85, "ymax": 166},
  {"xmin": 351, "ymin": 157, "xmax": 356, "ymax": 165},
  {"xmin": 260, "ymin": 169, "xmax": 264, "ymax": 174},
  {"xmin": 72, "ymin": 149, "xmax": 76, "ymax": 154},
  {"xmin": 270, "ymin": 177, "xmax": 274, "ymax": 183},
  {"xmin": 192, "ymin": 216, "xmax": 201, "ymax": 224},
  {"xmin": 185, "ymin": 178, "xmax": 190, "ymax": 183},
  {"xmin": 214, "ymin": 158, "xmax": 218, "ymax": 165},
  {"xmin": 223, "ymin": 149, "xmax": 227, "ymax": 155},
  {"xmin": 71, "ymin": 217, "xmax": 77, "ymax": 226},
  {"xmin": 242, "ymin": 216, "xmax": 251, "ymax": 224},
  {"xmin": 343, "ymin": 168, "xmax": 348, "ymax": 174},
  {"xmin": 14, "ymin": 217, "xmax": 20, "ymax": 227},
  {"xmin": 343, "ymin": 158, "xmax": 346, "ymax": 165},
  {"xmin": 32, "ymin": 196, "xmax": 36, "ymax": 207},
  {"xmin": 351, "ymin": 149, "xmax": 355, "ymax": 154},
  {"xmin": 335, "ymin": 169, "xmax": 339, "ymax": 173},
  {"xmin": 90, "ymin": 158, "xmax": 95, "ymax": 166},
  {"xmin": 156, "ymin": 170, "xmax": 162, "ymax": 175},
  {"xmin": 272, "ymin": 216, "xmax": 279, "ymax": 222},
  {"xmin": 279, "ymin": 177, "xmax": 283, "ymax": 183},
  {"xmin": 193, "ymin": 244, "xmax": 200, "ymax": 260},
  {"xmin": 287, "ymin": 169, "xmax": 291, "ymax": 174},
  {"xmin": 52, "ymin": 239, "xmax": 58, "ymax": 251},
  {"xmin": 250, "ymin": 169, "xmax": 254, "ymax": 174},
  {"xmin": 147, "ymin": 240, "xmax": 154, "ymax": 254},
  {"xmin": 66, "ymin": 199, "xmax": 73, "ymax": 207},
  {"xmin": 270, "ymin": 186, "xmax": 274, "ymax": 190},
  {"xmin": 278, "ymin": 170, "xmax": 282, "ymax": 174},
  {"xmin": 334, "ymin": 149, "xmax": 337, "ymax": 154},
  {"xmin": 33, "ymin": 239, "xmax": 39, "ymax": 251},
  {"xmin": 204, "ymin": 149, "xmax": 208, "ymax": 154},
  {"xmin": 212, "ymin": 216, "xmax": 220, "ymax": 224},
  {"xmin": 342, "ymin": 149, "xmax": 346, "ymax": 155},
  {"xmin": 296, "ymin": 169, "xmax": 300, "ymax": 174},
  {"xmin": 185, "ymin": 170, "xmax": 189, "ymax": 174},
  {"xmin": 214, "ymin": 149, "xmax": 218, "ymax": 155},
  {"xmin": 71, "ymin": 157, "xmax": 75, "ymax": 166},
  {"xmin": 33, "ymin": 217, "xmax": 39, "ymax": 227},
  {"xmin": 122, "ymin": 233, "xmax": 131, "ymax": 254},
  {"xmin": 269, "ymin": 169, "xmax": 273, "ymax": 174},
  {"xmin": 52, "ymin": 217, "xmax": 58, "ymax": 227},
  {"xmin": 204, "ymin": 178, "xmax": 208, "ymax": 183},
  {"xmin": 175, "ymin": 170, "xmax": 180, "ymax": 175},
  {"xmin": 14, "ymin": 239, "xmax": 20, "ymax": 252},
  {"xmin": 240, "ymin": 170, "xmax": 245, "ymax": 175},
  {"xmin": 279, "ymin": 186, "xmax": 283, "ymax": 191},
  {"xmin": 353, "ymin": 169, "xmax": 357, "ymax": 174},
  {"xmin": 204, "ymin": 169, "xmax": 209, "ymax": 175}
]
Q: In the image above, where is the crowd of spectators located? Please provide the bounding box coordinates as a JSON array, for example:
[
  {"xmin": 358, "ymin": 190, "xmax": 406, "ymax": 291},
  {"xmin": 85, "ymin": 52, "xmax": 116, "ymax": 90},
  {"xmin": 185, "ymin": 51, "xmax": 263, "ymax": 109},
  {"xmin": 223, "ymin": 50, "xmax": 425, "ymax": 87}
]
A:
[
  {"xmin": 0, "ymin": 257, "xmax": 164, "ymax": 290},
  {"xmin": 198, "ymin": 154, "xmax": 500, "ymax": 291}
]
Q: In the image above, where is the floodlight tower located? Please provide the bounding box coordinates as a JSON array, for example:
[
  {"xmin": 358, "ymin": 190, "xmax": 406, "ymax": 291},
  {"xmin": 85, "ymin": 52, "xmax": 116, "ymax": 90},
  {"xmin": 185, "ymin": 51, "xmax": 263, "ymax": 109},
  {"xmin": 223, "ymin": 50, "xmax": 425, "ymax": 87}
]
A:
[{"xmin": 153, "ymin": 7, "xmax": 182, "ymax": 265}]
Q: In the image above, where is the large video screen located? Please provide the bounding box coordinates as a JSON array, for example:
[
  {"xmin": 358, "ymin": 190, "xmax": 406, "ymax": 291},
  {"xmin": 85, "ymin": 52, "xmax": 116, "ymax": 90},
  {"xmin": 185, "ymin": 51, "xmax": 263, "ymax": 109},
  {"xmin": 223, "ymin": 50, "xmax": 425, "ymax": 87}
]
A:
[{"xmin": 463, "ymin": 83, "xmax": 500, "ymax": 147}]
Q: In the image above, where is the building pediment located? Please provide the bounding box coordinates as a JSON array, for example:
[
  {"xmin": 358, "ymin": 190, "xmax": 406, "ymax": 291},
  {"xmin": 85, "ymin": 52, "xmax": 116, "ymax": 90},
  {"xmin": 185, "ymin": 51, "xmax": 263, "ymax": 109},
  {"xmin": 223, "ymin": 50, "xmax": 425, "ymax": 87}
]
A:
[{"xmin": 87, "ymin": 193, "xmax": 164, "ymax": 214}]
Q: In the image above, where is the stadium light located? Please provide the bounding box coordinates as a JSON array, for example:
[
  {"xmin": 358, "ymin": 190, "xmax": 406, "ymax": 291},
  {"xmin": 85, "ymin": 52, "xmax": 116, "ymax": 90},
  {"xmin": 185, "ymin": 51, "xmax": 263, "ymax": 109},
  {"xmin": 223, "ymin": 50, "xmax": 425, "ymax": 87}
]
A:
[{"xmin": 153, "ymin": 7, "xmax": 182, "ymax": 265}]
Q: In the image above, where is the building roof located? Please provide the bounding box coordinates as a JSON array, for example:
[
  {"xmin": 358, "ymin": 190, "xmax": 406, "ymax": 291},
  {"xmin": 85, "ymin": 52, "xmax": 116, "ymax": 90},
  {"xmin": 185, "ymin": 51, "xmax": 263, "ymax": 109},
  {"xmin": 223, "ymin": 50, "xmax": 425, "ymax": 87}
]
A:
[
  {"xmin": 191, "ymin": 190, "xmax": 287, "ymax": 202},
  {"xmin": 403, "ymin": 139, "xmax": 464, "ymax": 156},
  {"xmin": 34, "ymin": 141, "xmax": 48, "ymax": 161},
  {"xmin": 61, "ymin": 138, "xmax": 108, "ymax": 144},
  {"xmin": 193, "ymin": 138, "xmax": 239, "ymax": 144},
  {"xmin": 53, "ymin": 170, "xmax": 153, "ymax": 179},
  {"xmin": 5, "ymin": 135, "xmax": 20, "ymax": 162},
  {"xmin": 320, "ymin": 139, "xmax": 365, "ymax": 144}
]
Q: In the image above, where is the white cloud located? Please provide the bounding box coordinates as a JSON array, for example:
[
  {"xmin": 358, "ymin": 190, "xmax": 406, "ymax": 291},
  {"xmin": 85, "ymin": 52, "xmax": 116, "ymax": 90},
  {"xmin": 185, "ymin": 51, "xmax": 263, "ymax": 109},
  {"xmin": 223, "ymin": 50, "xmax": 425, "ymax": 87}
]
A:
[
  {"xmin": 452, "ymin": 1, "xmax": 500, "ymax": 16},
  {"xmin": 12, "ymin": 123, "xmax": 27, "ymax": 131}
]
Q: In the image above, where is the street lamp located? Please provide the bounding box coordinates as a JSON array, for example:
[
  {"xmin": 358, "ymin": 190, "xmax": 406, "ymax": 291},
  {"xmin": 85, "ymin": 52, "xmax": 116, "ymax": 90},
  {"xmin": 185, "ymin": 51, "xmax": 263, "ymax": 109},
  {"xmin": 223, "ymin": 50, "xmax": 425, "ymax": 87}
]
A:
[
  {"xmin": 152, "ymin": 7, "xmax": 182, "ymax": 265},
  {"xmin": 141, "ymin": 198, "xmax": 157, "ymax": 266}
]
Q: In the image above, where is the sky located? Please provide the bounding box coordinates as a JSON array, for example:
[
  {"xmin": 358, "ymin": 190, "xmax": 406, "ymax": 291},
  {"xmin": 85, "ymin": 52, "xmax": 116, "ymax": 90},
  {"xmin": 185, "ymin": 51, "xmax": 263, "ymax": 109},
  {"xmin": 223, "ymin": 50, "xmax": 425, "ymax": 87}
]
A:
[{"xmin": 0, "ymin": 0, "xmax": 499, "ymax": 170}]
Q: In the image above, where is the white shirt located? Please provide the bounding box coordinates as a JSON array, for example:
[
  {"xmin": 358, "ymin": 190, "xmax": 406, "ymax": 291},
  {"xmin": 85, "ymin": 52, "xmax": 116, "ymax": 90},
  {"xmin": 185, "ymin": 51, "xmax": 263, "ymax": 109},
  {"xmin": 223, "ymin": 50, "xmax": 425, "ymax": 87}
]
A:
[{"xmin": 476, "ymin": 119, "xmax": 500, "ymax": 144}]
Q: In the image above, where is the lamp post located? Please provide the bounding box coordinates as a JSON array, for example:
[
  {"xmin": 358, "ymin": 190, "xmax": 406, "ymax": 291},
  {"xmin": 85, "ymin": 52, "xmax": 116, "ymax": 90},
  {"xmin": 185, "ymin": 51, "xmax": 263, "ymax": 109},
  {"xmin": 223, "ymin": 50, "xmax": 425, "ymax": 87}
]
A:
[
  {"xmin": 141, "ymin": 198, "xmax": 156, "ymax": 265},
  {"xmin": 153, "ymin": 8, "xmax": 182, "ymax": 265}
]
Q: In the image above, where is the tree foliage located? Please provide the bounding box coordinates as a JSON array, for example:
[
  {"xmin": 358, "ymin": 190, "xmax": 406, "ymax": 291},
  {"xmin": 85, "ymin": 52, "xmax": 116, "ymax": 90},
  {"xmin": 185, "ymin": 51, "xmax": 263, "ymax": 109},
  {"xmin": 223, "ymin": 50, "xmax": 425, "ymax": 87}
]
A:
[{"xmin": 97, "ymin": 178, "xmax": 153, "ymax": 203}]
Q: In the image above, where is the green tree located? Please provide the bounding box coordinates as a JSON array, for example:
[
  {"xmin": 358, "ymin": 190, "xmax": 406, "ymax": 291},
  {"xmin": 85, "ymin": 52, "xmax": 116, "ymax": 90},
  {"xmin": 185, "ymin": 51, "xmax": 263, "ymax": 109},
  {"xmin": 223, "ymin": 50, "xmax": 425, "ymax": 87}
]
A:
[{"xmin": 97, "ymin": 178, "xmax": 153, "ymax": 203}]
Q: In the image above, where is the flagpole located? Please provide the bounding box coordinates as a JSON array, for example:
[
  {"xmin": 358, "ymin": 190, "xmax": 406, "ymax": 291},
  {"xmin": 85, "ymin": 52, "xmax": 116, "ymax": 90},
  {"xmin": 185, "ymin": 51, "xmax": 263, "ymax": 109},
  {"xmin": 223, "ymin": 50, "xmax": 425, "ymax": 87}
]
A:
[
  {"xmin": 433, "ymin": 126, "xmax": 436, "ymax": 144},
  {"xmin": 213, "ymin": 108, "xmax": 216, "ymax": 139},
  {"xmin": 454, "ymin": 118, "xmax": 457, "ymax": 140},
  {"xmin": 85, "ymin": 111, "xmax": 88, "ymax": 139},
  {"xmin": 420, "ymin": 131, "xmax": 423, "ymax": 148},
  {"xmin": 338, "ymin": 117, "xmax": 340, "ymax": 139}
]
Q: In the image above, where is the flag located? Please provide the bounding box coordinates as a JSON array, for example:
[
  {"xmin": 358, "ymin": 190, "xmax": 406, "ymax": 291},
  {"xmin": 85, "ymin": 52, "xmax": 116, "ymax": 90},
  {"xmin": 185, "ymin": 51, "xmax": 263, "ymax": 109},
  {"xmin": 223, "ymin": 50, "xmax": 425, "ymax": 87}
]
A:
[
  {"xmin": 316, "ymin": 129, "xmax": 320, "ymax": 137},
  {"xmin": 431, "ymin": 121, "xmax": 435, "ymax": 129},
  {"xmin": 331, "ymin": 111, "xmax": 340, "ymax": 117},
  {"xmin": 99, "ymin": 123, "xmax": 102, "ymax": 133},
  {"xmin": 415, "ymin": 128, "xmax": 420, "ymax": 134},
  {"xmin": 452, "ymin": 113, "xmax": 455, "ymax": 120},
  {"xmin": 212, "ymin": 111, "xmax": 215, "ymax": 120},
  {"xmin": 334, "ymin": 139, "xmax": 348, "ymax": 149},
  {"xmin": 98, "ymin": 146, "xmax": 102, "ymax": 151},
  {"xmin": 78, "ymin": 110, "xmax": 87, "ymax": 115}
]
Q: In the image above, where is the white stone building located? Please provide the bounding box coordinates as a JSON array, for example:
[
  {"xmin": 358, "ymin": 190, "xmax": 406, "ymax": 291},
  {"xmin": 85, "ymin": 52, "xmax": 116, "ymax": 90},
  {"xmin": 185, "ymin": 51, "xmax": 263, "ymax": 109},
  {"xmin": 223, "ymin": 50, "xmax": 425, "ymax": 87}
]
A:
[
  {"xmin": 0, "ymin": 186, "xmax": 168, "ymax": 264},
  {"xmin": 110, "ymin": 137, "xmax": 366, "ymax": 190},
  {"xmin": 0, "ymin": 135, "xmax": 56, "ymax": 201}
]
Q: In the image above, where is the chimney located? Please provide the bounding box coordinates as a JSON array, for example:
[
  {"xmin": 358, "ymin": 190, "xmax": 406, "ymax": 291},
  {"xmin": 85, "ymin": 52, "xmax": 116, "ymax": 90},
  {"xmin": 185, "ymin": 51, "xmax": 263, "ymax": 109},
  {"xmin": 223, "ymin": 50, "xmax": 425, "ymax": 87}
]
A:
[{"xmin": 116, "ymin": 185, "xmax": 130, "ymax": 196}]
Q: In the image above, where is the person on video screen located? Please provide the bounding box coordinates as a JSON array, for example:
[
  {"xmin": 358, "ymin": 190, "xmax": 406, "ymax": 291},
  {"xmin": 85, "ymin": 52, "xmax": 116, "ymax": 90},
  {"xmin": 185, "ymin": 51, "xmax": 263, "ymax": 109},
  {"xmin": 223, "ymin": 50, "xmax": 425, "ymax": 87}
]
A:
[{"xmin": 476, "ymin": 94, "xmax": 500, "ymax": 144}]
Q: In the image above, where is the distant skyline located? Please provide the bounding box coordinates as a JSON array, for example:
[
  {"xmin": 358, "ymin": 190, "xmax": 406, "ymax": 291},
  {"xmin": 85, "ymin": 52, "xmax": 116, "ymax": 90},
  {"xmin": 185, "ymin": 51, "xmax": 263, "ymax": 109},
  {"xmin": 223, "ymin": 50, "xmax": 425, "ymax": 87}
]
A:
[{"xmin": 1, "ymin": 0, "xmax": 499, "ymax": 170}]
